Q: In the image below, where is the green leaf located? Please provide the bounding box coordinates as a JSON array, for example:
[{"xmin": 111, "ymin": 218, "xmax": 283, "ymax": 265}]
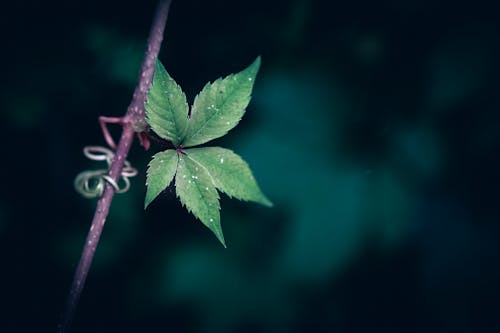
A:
[
  {"xmin": 145, "ymin": 60, "xmax": 189, "ymax": 145},
  {"xmin": 182, "ymin": 56, "xmax": 261, "ymax": 147},
  {"xmin": 145, "ymin": 150, "xmax": 178, "ymax": 208},
  {"xmin": 143, "ymin": 57, "xmax": 271, "ymax": 247},
  {"xmin": 186, "ymin": 147, "xmax": 272, "ymax": 207},
  {"xmin": 175, "ymin": 154, "xmax": 225, "ymax": 247}
]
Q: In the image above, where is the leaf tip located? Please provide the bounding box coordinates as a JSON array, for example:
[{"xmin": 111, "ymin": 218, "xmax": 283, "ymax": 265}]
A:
[
  {"xmin": 144, "ymin": 191, "xmax": 154, "ymax": 210},
  {"xmin": 261, "ymin": 196, "xmax": 274, "ymax": 208},
  {"xmin": 219, "ymin": 238, "xmax": 227, "ymax": 249},
  {"xmin": 247, "ymin": 56, "xmax": 261, "ymax": 75},
  {"xmin": 211, "ymin": 225, "xmax": 227, "ymax": 248},
  {"xmin": 154, "ymin": 58, "xmax": 164, "ymax": 72},
  {"xmin": 254, "ymin": 55, "xmax": 262, "ymax": 66}
]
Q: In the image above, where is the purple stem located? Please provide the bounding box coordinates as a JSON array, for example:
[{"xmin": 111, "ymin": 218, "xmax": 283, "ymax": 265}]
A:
[{"xmin": 58, "ymin": 1, "xmax": 171, "ymax": 331}]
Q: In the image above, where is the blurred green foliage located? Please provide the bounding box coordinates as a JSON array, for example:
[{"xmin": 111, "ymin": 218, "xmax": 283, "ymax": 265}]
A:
[{"xmin": 85, "ymin": 25, "xmax": 144, "ymax": 85}]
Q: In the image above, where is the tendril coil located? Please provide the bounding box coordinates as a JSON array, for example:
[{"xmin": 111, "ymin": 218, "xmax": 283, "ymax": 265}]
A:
[{"xmin": 74, "ymin": 146, "xmax": 138, "ymax": 198}]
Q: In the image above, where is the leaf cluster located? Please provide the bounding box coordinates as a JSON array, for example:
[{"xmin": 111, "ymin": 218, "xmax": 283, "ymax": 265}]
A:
[{"xmin": 144, "ymin": 57, "xmax": 271, "ymax": 246}]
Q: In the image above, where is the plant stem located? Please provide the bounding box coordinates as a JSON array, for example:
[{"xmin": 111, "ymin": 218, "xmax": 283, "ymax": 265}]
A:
[{"xmin": 58, "ymin": 1, "xmax": 171, "ymax": 331}]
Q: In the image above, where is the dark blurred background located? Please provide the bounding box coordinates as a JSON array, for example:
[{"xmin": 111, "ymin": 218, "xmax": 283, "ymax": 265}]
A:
[{"xmin": 1, "ymin": 0, "xmax": 500, "ymax": 332}]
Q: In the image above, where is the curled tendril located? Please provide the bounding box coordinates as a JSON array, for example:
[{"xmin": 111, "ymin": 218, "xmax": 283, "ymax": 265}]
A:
[{"xmin": 74, "ymin": 146, "xmax": 138, "ymax": 198}]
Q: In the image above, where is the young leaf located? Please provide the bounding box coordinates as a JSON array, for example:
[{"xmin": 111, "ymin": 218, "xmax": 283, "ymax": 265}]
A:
[
  {"xmin": 186, "ymin": 147, "xmax": 272, "ymax": 207},
  {"xmin": 182, "ymin": 56, "xmax": 261, "ymax": 147},
  {"xmin": 145, "ymin": 60, "xmax": 189, "ymax": 145},
  {"xmin": 144, "ymin": 57, "xmax": 271, "ymax": 247},
  {"xmin": 145, "ymin": 150, "xmax": 178, "ymax": 208},
  {"xmin": 175, "ymin": 153, "xmax": 225, "ymax": 246}
]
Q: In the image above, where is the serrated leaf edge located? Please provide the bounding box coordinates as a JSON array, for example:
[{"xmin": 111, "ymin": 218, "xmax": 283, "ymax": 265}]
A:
[
  {"xmin": 182, "ymin": 57, "xmax": 261, "ymax": 147},
  {"xmin": 185, "ymin": 147, "xmax": 273, "ymax": 207},
  {"xmin": 144, "ymin": 150, "xmax": 179, "ymax": 209},
  {"xmin": 175, "ymin": 154, "xmax": 226, "ymax": 247},
  {"xmin": 145, "ymin": 60, "xmax": 189, "ymax": 146}
]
